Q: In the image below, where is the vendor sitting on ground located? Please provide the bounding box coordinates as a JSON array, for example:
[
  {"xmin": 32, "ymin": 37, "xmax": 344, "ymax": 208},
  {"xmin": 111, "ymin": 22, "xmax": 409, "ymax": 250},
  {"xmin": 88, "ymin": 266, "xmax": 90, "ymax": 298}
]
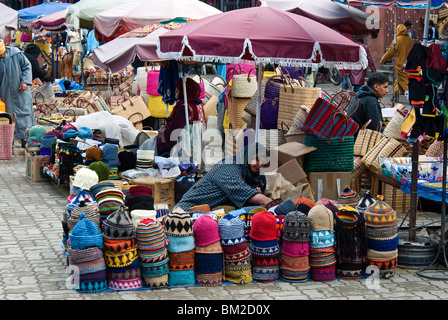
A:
[
  {"xmin": 347, "ymin": 72, "xmax": 389, "ymax": 132},
  {"xmin": 174, "ymin": 143, "xmax": 273, "ymax": 212}
]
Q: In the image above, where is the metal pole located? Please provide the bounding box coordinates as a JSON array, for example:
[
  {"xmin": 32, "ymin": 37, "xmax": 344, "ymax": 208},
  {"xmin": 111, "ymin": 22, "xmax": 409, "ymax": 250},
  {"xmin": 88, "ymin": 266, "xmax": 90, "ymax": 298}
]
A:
[
  {"xmin": 422, "ymin": 0, "xmax": 431, "ymax": 46},
  {"xmin": 255, "ymin": 64, "xmax": 263, "ymax": 144},
  {"xmin": 409, "ymin": 140, "xmax": 419, "ymax": 242},
  {"xmin": 182, "ymin": 70, "xmax": 191, "ymax": 162}
]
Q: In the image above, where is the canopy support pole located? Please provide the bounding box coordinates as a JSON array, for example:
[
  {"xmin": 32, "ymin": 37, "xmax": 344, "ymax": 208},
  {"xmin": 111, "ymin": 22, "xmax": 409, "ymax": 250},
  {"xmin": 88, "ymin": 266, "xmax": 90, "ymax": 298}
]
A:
[
  {"xmin": 182, "ymin": 64, "xmax": 191, "ymax": 162},
  {"xmin": 255, "ymin": 63, "xmax": 263, "ymax": 144},
  {"xmin": 423, "ymin": 0, "xmax": 431, "ymax": 46}
]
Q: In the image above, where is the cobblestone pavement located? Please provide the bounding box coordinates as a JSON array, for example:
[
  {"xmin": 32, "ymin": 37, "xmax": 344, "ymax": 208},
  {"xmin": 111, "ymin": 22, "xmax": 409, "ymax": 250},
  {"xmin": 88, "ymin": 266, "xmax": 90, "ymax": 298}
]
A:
[{"xmin": 2, "ymin": 152, "xmax": 448, "ymax": 303}]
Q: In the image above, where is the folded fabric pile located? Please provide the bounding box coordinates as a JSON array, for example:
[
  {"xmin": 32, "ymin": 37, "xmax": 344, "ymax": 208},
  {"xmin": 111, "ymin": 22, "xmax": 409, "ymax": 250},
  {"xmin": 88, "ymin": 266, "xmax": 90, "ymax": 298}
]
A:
[
  {"xmin": 218, "ymin": 213, "xmax": 252, "ymax": 284},
  {"xmin": 193, "ymin": 215, "xmax": 224, "ymax": 287},
  {"xmin": 136, "ymin": 150, "xmax": 154, "ymax": 170},
  {"xmin": 102, "ymin": 144, "xmax": 120, "ymax": 180},
  {"xmin": 127, "ymin": 185, "xmax": 154, "ymax": 212},
  {"xmin": 165, "ymin": 210, "xmax": 196, "ymax": 287},
  {"xmin": 136, "ymin": 218, "xmax": 170, "ymax": 289},
  {"xmin": 364, "ymin": 195, "xmax": 399, "ymax": 279},
  {"xmin": 334, "ymin": 206, "xmax": 367, "ymax": 280},
  {"xmin": 308, "ymin": 204, "xmax": 337, "ymax": 281},
  {"xmin": 249, "ymin": 211, "xmax": 280, "ymax": 282},
  {"xmin": 102, "ymin": 206, "xmax": 142, "ymax": 290},
  {"xmin": 68, "ymin": 213, "xmax": 107, "ymax": 293},
  {"xmin": 280, "ymin": 210, "xmax": 310, "ymax": 282},
  {"xmin": 94, "ymin": 187, "xmax": 125, "ymax": 222}
]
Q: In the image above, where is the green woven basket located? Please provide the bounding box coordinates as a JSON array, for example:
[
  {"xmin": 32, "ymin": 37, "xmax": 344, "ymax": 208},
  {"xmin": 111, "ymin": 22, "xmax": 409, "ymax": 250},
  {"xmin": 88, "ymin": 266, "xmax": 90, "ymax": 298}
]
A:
[{"xmin": 303, "ymin": 134, "xmax": 354, "ymax": 172}]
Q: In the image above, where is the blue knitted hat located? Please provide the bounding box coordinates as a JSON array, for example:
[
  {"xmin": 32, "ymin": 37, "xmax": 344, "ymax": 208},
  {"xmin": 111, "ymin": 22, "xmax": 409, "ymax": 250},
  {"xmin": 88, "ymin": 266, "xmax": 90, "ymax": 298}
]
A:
[
  {"xmin": 63, "ymin": 129, "xmax": 79, "ymax": 140},
  {"xmin": 77, "ymin": 127, "xmax": 93, "ymax": 141},
  {"xmin": 102, "ymin": 143, "xmax": 120, "ymax": 168},
  {"xmin": 274, "ymin": 198, "xmax": 297, "ymax": 216},
  {"xmin": 167, "ymin": 235, "xmax": 195, "ymax": 253},
  {"xmin": 310, "ymin": 230, "xmax": 336, "ymax": 249},
  {"xmin": 69, "ymin": 213, "xmax": 103, "ymax": 250},
  {"xmin": 168, "ymin": 270, "xmax": 195, "ymax": 287},
  {"xmin": 218, "ymin": 214, "xmax": 246, "ymax": 246},
  {"xmin": 40, "ymin": 134, "xmax": 57, "ymax": 148}
]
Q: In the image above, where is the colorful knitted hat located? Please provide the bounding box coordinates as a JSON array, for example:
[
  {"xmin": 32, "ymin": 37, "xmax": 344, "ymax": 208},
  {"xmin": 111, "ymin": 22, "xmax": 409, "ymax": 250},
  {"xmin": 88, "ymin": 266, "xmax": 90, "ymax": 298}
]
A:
[
  {"xmin": 273, "ymin": 198, "xmax": 296, "ymax": 216},
  {"xmin": 282, "ymin": 240, "xmax": 310, "ymax": 257},
  {"xmin": 129, "ymin": 185, "xmax": 153, "ymax": 198},
  {"xmin": 78, "ymin": 127, "xmax": 93, "ymax": 141},
  {"xmin": 196, "ymin": 271, "xmax": 223, "ymax": 287},
  {"xmin": 295, "ymin": 197, "xmax": 314, "ymax": 215},
  {"xmin": 168, "ymin": 269, "xmax": 196, "ymax": 287},
  {"xmin": 68, "ymin": 247, "xmax": 106, "ymax": 275},
  {"xmin": 225, "ymin": 267, "xmax": 253, "ymax": 284},
  {"xmin": 167, "ymin": 235, "xmax": 195, "ymax": 253},
  {"xmin": 249, "ymin": 211, "xmax": 278, "ymax": 241},
  {"xmin": 195, "ymin": 240, "xmax": 223, "ymax": 254},
  {"xmin": 195, "ymin": 252, "xmax": 224, "ymax": 275},
  {"xmin": 102, "ymin": 143, "xmax": 119, "ymax": 166},
  {"xmin": 130, "ymin": 209, "xmax": 157, "ymax": 227},
  {"xmin": 364, "ymin": 195, "xmax": 397, "ymax": 228},
  {"xmin": 250, "ymin": 239, "xmax": 279, "ymax": 256},
  {"xmin": 308, "ymin": 204, "xmax": 334, "ymax": 232},
  {"xmin": 316, "ymin": 198, "xmax": 340, "ymax": 214},
  {"xmin": 40, "ymin": 134, "xmax": 57, "ymax": 149},
  {"xmin": 355, "ymin": 190, "xmax": 376, "ymax": 213},
  {"xmin": 72, "ymin": 168, "xmax": 99, "ymax": 191},
  {"xmin": 88, "ymin": 161, "xmax": 110, "ymax": 182},
  {"xmin": 85, "ymin": 146, "xmax": 102, "ymax": 162},
  {"xmin": 168, "ymin": 249, "xmax": 195, "ymax": 272},
  {"xmin": 164, "ymin": 211, "xmax": 193, "ymax": 237},
  {"xmin": 95, "ymin": 188, "xmax": 125, "ymax": 221},
  {"xmin": 193, "ymin": 215, "xmax": 220, "ymax": 246},
  {"xmin": 279, "ymin": 254, "xmax": 310, "ymax": 282},
  {"xmin": 252, "ymin": 265, "xmax": 279, "ymax": 282},
  {"xmin": 337, "ymin": 185, "xmax": 361, "ymax": 207},
  {"xmin": 69, "ymin": 213, "xmax": 103, "ymax": 250},
  {"xmin": 127, "ymin": 195, "xmax": 155, "ymax": 212},
  {"xmin": 102, "ymin": 206, "xmax": 136, "ymax": 240},
  {"xmin": 76, "ymin": 271, "xmax": 108, "ymax": 294},
  {"xmin": 282, "ymin": 211, "xmax": 310, "ymax": 242},
  {"xmin": 310, "ymin": 230, "xmax": 336, "ymax": 249},
  {"xmin": 104, "ymin": 245, "xmax": 138, "ymax": 268},
  {"xmin": 89, "ymin": 181, "xmax": 115, "ymax": 198},
  {"xmin": 142, "ymin": 274, "xmax": 169, "ymax": 290},
  {"xmin": 68, "ymin": 204, "xmax": 99, "ymax": 232},
  {"xmin": 222, "ymin": 241, "xmax": 251, "ymax": 262},
  {"xmin": 136, "ymin": 218, "xmax": 169, "ymax": 251},
  {"xmin": 218, "ymin": 214, "xmax": 246, "ymax": 245}
]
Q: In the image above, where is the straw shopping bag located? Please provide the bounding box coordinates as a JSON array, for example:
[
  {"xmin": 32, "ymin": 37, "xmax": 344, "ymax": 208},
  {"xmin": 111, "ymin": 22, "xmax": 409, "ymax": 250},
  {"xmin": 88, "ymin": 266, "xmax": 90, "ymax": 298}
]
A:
[
  {"xmin": 112, "ymin": 95, "xmax": 151, "ymax": 124},
  {"xmin": 426, "ymin": 139, "xmax": 444, "ymax": 157},
  {"xmin": 382, "ymin": 104, "xmax": 408, "ymax": 141},
  {"xmin": 227, "ymin": 95, "xmax": 250, "ymax": 129},
  {"xmin": 227, "ymin": 66, "xmax": 258, "ymax": 98},
  {"xmin": 300, "ymin": 90, "xmax": 359, "ymax": 139},
  {"xmin": 0, "ymin": 113, "xmax": 16, "ymax": 160},
  {"xmin": 148, "ymin": 95, "xmax": 174, "ymax": 118},
  {"xmin": 353, "ymin": 119, "xmax": 383, "ymax": 157},
  {"xmin": 277, "ymin": 77, "xmax": 322, "ymax": 128},
  {"xmin": 260, "ymin": 98, "xmax": 279, "ymax": 130},
  {"xmin": 203, "ymin": 95, "xmax": 219, "ymax": 121},
  {"xmin": 361, "ymin": 137, "xmax": 408, "ymax": 173}
]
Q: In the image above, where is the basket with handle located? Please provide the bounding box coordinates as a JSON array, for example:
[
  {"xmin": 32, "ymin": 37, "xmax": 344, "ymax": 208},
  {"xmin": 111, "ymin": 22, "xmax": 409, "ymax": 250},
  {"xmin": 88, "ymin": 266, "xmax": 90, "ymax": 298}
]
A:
[
  {"xmin": 353, "ymin": 119, "xmax": 383, "ymax": 157},
  {"xmin": 361, "ymin": 136, "xmax": 408, "ymax": 173},
  {"xmin": 0, "ymin": 113, "xmax": 16, "ymax": 160},
  {"xmin": 227, "ymin": 66, "xmax": 258, "ymax": 99}
]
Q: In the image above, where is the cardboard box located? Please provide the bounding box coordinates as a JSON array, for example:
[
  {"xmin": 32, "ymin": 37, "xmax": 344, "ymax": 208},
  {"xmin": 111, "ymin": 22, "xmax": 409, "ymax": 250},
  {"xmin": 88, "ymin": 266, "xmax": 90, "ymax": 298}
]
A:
[
  {"xmin": 275, "ymin": 158, "xmax": 307, "ymax": 186},
  {"xmin": 307, "ymin": 171, "xmax": 352, "ymax": 201},
  {"xmin": 268, "ymin": 142, "xmax": 316, "ymax": 169},
  {"xmin": 25, "ymin": 152, "xmax": 50, "ymax": 182}
]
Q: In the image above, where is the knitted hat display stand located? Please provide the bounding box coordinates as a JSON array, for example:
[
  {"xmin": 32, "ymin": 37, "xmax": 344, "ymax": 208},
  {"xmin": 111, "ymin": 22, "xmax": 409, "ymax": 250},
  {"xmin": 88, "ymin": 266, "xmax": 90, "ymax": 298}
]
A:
[
  {"xmin": 164, "ymin": 211, "xmax": 196, "ymax": 287},
  {"xmin": 218, "ymin": 214, "xmax": 253, "ymax": 284},
  {"xmin": 102, "ymin": 206, "xmax": 142, "ymax": 291},
  {"xmin": 249, "ymin": 211, "xmax": 280, "ymax": 283},
  {"xmin": 136, "ymin": 218, "xmax": 170, "ymax": 289},
  {"xmin": 67, "ymin": 213, "xmax": 108, "ymax": 293},
  {"xmin": 280, "ymin": 211, "xmax": 311, "ymax": 282},
  {"xmin": 193, "ymin": 215, "xmax": 224, "ymax": 287},
  {"xmin": 364, "ymin": 195, "xmax": 399, "ymax": 279},
  {"xmin": 334, "ymin": 207, "xmax": 367, "ymax": 280}
]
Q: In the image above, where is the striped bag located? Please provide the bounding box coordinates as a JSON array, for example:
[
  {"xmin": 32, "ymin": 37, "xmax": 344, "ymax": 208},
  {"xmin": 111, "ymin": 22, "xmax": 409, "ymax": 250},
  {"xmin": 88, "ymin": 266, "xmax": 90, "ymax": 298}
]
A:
[{"xmin": 300, "ymin": 90, "xmax": 359, "ymax": 139}]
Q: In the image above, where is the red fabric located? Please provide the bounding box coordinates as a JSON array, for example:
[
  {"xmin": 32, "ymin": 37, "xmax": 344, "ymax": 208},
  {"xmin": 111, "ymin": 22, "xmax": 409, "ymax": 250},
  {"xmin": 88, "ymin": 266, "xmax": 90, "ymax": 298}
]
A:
[{"xmin": 426, "ymin": 43, "xmax": 447, "ymax": 71}]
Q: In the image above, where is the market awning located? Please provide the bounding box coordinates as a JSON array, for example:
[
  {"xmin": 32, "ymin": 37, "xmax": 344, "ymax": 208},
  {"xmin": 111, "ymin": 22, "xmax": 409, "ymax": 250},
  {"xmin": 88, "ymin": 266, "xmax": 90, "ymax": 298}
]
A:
[
  {"xmin": 18, "ymin": 2, "xmax": 72, "ymax": 29},
  {"xmin": 30, "ymin": 9, "xmax": 72, "ymax": 32}
]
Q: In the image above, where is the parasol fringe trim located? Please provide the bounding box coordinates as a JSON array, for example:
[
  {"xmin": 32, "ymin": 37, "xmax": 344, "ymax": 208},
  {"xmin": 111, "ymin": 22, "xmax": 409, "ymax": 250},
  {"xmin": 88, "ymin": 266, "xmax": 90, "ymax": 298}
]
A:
[{"xmin": 156, "ymin": 36, "xmax": 368, "ymax": 70}]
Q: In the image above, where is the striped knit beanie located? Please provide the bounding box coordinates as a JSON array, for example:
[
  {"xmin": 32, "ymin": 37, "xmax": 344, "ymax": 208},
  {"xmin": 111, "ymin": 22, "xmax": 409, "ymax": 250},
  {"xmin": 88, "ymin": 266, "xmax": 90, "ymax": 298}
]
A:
[
  {"xmin": 136, "ymin": 218, "xmax": 169, "ymax": 252},
  {"xmin": 218, "ymin": 214, "xmax": 246, "ymax": 245},
  {"xmin": 337, "ymin": 185, "xmax": 360, "ymax": 207},
  {"xmin": 364, "ymin": 195, "xmax": 397, "ymax": 228}
]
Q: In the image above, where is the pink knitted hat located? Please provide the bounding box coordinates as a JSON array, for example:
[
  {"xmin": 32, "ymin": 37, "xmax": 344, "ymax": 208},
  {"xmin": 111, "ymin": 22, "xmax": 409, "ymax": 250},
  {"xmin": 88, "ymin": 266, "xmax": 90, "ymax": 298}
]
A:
[
  {"xmin": 282, "ymin": 240, "xmax": 310, "ymax": 257},
  {"xmin": 193, "ymin": 215, "xmax": 220, "ymax": 246}
]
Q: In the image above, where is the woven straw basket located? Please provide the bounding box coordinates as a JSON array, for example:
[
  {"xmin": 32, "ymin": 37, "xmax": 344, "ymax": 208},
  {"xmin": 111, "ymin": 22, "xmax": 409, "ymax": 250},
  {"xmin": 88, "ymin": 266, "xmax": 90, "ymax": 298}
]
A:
[
  {"xmin": 277, "ymin": 82, "xmax": 321, "ymax": 128},
  {"xmin": 227, "ymin": 97, "xmax": 251, "ymax": 129},
  {"xmin": 230, "ymin": 71, "xmax": 258, "ymax": 98},
  {"xmin": 203, "ymin": 95, "xmax": 219, "ymax": 121},
  {"xmin": 353, "ymin": 120, "xmax": 383, "ymax": 157},
  {"xmin": 425, "ymin": 139, "xmax": 444, "ymax": 158},
  {"xmin": 361, "ymin": 137, "xmax": 407, "ymax": 173},
  {"xmin": 382, "ymin": 104, "xmax": 408, "ymax": 141}
]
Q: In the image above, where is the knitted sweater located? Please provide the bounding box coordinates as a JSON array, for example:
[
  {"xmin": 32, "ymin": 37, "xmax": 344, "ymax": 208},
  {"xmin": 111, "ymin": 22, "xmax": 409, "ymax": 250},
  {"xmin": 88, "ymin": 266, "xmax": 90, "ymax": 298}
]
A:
[{"xmin": 176, "ymin": 162, "xmax": 260, "ymax": 212}]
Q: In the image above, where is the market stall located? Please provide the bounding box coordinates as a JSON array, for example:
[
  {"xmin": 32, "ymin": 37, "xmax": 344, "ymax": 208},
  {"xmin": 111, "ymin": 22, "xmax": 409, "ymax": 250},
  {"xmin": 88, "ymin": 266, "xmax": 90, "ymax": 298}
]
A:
[{"xmin": 17, "ymin": 4, "xmax": 448, "ymax": 294}]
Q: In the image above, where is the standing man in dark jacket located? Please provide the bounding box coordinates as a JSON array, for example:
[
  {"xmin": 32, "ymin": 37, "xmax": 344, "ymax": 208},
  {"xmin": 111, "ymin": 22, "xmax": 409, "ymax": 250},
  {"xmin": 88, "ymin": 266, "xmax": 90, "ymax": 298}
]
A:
[
  {"xmin": 23, "ymin": 43, "xmax": 54, "ymax": 83},
  {"xmin": 347, "ymin": 72, "xmax": 389, "ymax": 132}
]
